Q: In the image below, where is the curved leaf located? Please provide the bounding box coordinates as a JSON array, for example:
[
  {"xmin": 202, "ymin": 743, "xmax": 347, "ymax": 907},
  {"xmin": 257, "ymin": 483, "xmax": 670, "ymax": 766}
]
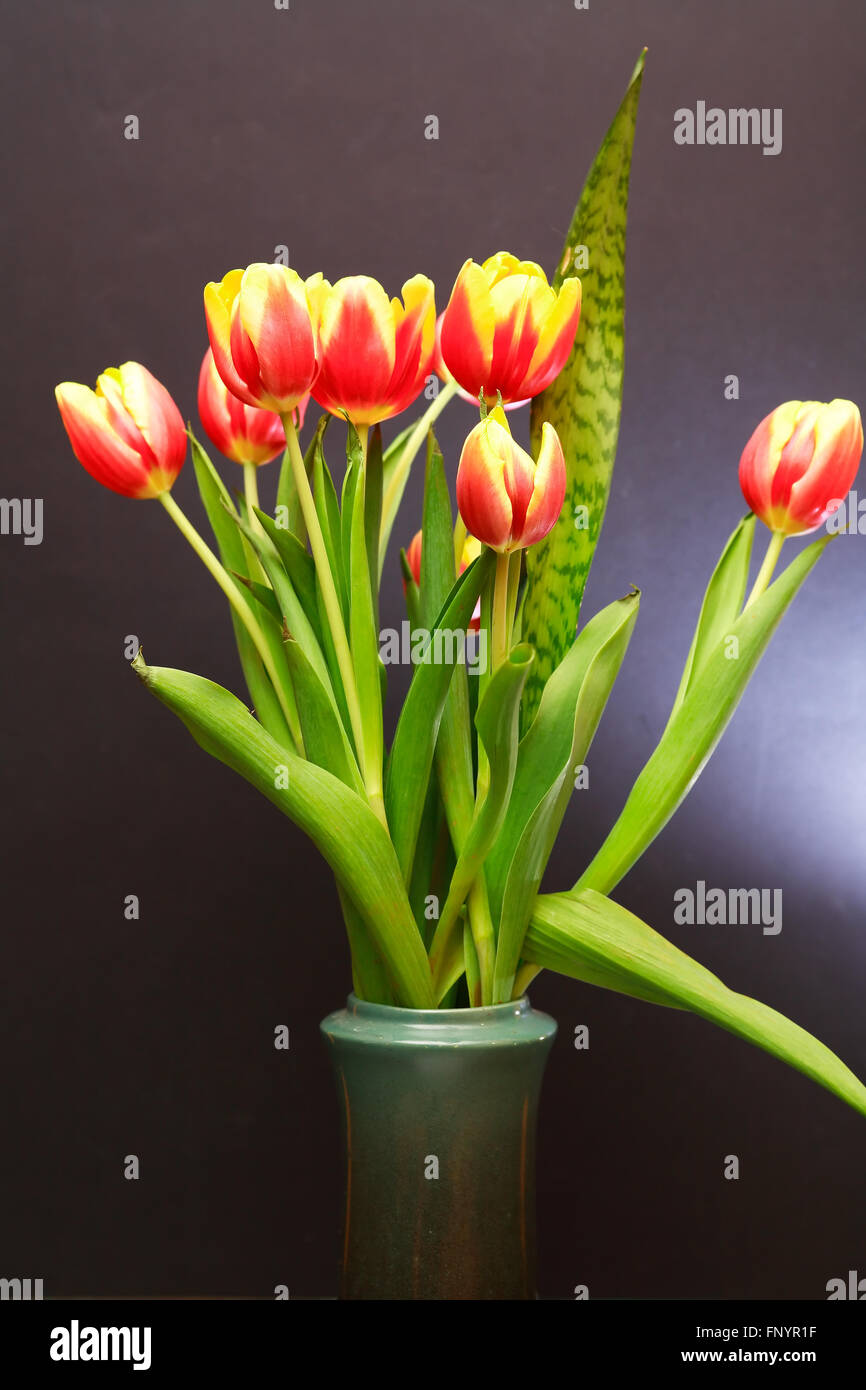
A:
[{"xmin": 525, "ymin": 889, "xmax": 866, "ymax": 1119}]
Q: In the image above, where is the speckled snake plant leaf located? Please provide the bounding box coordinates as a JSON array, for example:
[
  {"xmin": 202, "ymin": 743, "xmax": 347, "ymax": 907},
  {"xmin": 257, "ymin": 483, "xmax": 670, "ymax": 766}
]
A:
[{"xmin": 522, "ymin": 50, "xmax": 645, "ymax": 726}]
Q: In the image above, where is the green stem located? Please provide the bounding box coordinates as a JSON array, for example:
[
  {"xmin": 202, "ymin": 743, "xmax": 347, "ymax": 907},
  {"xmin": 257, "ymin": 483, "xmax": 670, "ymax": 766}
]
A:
[
  {"xmin": 379, "ymin": 379, "xmax": 459, "ymax": 556},
  {"xmin": 243, "ymin": 461, "xmax": 264, "ymax": 538},
  {"xmin": 158, "ymin": 491, "xmax": 303, "ymax": 753},
  {"xmin": 467, "ymin": 876, "xmax": 496, "ymax": 1006},
  {"xmin": 281, "ymin": 417, "xmax": 376, "ymax": 808},
  {"xmin": 491, "ymin": 550, "xmax": 511, "ymax": 673},
  {"xmin": 744, "ymin": 529, "xmax": 785, "ymax": 611}
]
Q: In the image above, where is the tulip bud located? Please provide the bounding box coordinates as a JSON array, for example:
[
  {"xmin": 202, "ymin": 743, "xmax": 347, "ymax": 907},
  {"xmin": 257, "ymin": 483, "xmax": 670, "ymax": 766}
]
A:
[
  {"xmin": 197, "ymin": 349, "xmax": 288, "ymax": 467},
  {"xmin": 456, "ymin": 407, "xmax": 566, "ymax": 553},
  {"xmin": 55, "ymin": 362, "xmax": 186, "ymax": 499},
  {"xmin": 439, "ymin": 252, "xmax": 581, "ymax": 406},
  {"xmin": 405, "ymin": 528, "xmax": 423, "ymax": 586},
  {"xmin": 739, "ymin": 399, "xmax": 863, "ymax": 535},
  {"xmin": 204, "ymin": 263, "xmax": 320, "ymax": 413},
  {"xmin": 308, "ymin": 273, "xmax": 436, "ymax": 426}
]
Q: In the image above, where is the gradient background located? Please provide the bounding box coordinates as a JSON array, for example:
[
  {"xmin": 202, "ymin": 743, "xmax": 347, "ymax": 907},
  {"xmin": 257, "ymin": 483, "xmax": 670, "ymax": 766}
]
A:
[{"xmin": 1, "ymin": 0, "xmax": 864, "ymax": 1299}]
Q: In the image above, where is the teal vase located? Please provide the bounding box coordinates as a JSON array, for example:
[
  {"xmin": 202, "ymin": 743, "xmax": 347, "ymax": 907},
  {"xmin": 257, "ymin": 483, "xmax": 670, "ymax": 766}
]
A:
[{"xmin": 320, "ymin": 993, "xmax": 557, "ymax": 1300}]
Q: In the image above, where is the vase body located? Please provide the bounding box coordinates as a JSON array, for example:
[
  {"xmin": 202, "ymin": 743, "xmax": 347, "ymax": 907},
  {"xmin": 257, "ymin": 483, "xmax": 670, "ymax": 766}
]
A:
[{"xmin": 320, "ymin": 993, "xmax": 557, "ymax": 1300}]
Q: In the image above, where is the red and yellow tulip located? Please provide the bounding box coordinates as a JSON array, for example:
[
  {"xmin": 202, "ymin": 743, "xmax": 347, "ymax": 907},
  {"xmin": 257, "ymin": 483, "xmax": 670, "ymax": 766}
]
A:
[
  {"xmin": 55, "ymin": 362, "xmax": 186, "ymax": 498},
  {"xmin": 308, "ymin": 273, "xmax": 436, "ymax": 426},
  {"xmin": 739, "ymin": 399, "xmax": 863, "ymax": 535},
  {"xmin": 456, "ymin": 406, "xmax": 566, "ymax": 553},
  {"xmin": 197, "ymin": 348, "xmax": 295, "ymax": 467},
  {"xmin": 439, "ymin": 252, "xmax": 581, "ymax": 406},
  {"xmin": 204, "ymin": 263, "xmax": 320, "ymax": 413}
]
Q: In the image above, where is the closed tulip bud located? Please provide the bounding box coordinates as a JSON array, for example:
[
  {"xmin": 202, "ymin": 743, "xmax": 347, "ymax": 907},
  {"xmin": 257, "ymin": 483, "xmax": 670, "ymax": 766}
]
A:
[
  {"xmin": 204, "ymin": 263, "xmax": 320, "ymax": 413},
  {"xmin": 309, "ymin": 273, "xmax": 436, "ymax": 426},
  {"xmin": 197, "ymin": 349, "xmax": 287, "ymax": 466},
  {"xmin": 739, "ymin": 399, "xmax": 863, "ymax": 535},
  {"xmin": 55, "ymin": 362, "xmax": 186, "ymax": 499},
  {"xmin": 456, "ymin": 407, "xmax": 566, "ymax": 553},
  {"xmin": 405, "ymin": 528, "xmax": 423, "ymax": 586},
  {"xmin": 439, "ymin": 252, "xmax": 581, "ymax": 406}
]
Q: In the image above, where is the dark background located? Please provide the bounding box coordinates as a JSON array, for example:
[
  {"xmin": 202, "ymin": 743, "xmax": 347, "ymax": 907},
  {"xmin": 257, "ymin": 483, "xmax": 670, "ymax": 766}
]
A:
[{"xmin": 1, "ymin": 0, "xmax": 864, "ymax": 1299}]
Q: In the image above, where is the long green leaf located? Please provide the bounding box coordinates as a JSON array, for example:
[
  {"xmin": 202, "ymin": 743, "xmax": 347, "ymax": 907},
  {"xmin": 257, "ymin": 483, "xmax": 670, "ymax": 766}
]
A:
[
  {"xmin": 490, "ymin": 591, "xmax": 639, "ymax": 1001},
  {"xmin": 384, "ymin": 551, "xmax": 495, "ymax": 883},
  {"xmin": 254, "ymin": 509, "xmax": 322, "ymax": 647},
  {"xmin": 525, "ymin": 889, "xmax": 866, "ymax": 1119},
  {"xmin": 227, "ymin": 503, "xmax": 334, "ymax": 702},
  {"xmin": 428, "ymin": 644, "xmax": 534, "ymax": 988},
  {"xmin": 282, "ymin": 639, "xmax": 364, "ymax": 795},
  {"xmin": 419, "ymin": 434, "xmax": 479, "ymax": 853},
  {"xmin": 668, "ymin": 514, "xmax": 755, "ymax": 724},
  {"xmin": 349, "ymin": 451, "xmax": 385, "ymax": 793},
  {"xmin": 132, "ymin": 655, "xmax": 433, "ymax": 1008},
  {"xmin": 575, "ymin": 533, "xmax": 833, "ymax": 896},
  {"xmin": 522, "ymin": 50, "xmax": 645, "ymax": 726},
  {"xmin": 189, "ymin": 429, "xmax": 293, "ymax": 747}
]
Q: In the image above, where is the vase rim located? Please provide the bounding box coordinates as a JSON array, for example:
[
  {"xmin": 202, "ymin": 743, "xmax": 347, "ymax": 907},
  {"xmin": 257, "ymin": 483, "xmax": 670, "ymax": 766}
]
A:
[{"xmin": 345, "ymin": 992, "xmax": 534, "ymax": 1022}]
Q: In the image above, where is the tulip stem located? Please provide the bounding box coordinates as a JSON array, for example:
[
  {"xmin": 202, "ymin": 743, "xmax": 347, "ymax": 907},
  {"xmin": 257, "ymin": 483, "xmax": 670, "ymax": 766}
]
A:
[
  {"xmin": 243, "ymin": 462, "xmax": 264, "ymax": 537},
  {"xmin": 379, "ymin": 379, "xmax": 459, "ymax": 575},
  {"xmin": 491, "ymin": 551, "xmax": 511, "ymax": 672},
  {"xmin": 157, "ymin": 491, "xmax": 303, "ymax": 753},
  {"xmin": 282, "ymin": 417, "xmax": 383, "ymax": 820},
  {"xmin": 744, "ymin": 530, "xmax": 785, "ymax": 611},
  {"xmin": 356, "ymin": 424, "xmax": 369, "ymax": 462}
]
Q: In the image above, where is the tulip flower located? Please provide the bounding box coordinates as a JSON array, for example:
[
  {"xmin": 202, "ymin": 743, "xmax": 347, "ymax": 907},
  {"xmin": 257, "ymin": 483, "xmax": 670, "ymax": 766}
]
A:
[
  {"xmin": 434, "ymin": 313, "xmax": 528, "ymax": 410},
  {"xmin": 55, "ymin": 362, "xmax": 186, "ymax": 498},
  {"xmin": 204, "ymin": 263, "xmax": 320, "ymax": 413},
  {"xmin": 197, "ymin": 349, "xmax": 289, "ymax": 467},
  {"xmin": 456, "ymin": 406, "xmax": 566, "ymax": 553},
  {"xmin": 308, "ymin": 273, "xmax": 436, "ymax": 427},
  {"xmin": 439, "ymin": 252, "xmax": 581, "ymax": 406},
  {"xmin": 739, "ymin": 398, "xmax": 863, "ymax": 536}
]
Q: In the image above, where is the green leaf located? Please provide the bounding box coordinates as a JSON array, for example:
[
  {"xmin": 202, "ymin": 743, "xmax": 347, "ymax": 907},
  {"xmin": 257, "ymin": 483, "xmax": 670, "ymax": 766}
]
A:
[
  {"xmin": 226, "ymin": 502, "xmax": 334, "ymax": 703},
  {"xmin": 349, "ymin": 453, "xmax": 385, "ymax": 792},
  {"xmin": 254, "ymin": 509, "xmax": 322, "ymax": 647},
  {"xmin": 418, "ymin": 433, "xmax": 479, "ymax": 854},
  {"xmin": 282, "ymin": 639, "xmax": 364, "ymax": 795},
  {"xmin": 312, "ymin": 431, "xmax": 347, "ymax": 624},
  {"xmin": 428, "ymin": 644, "xmax": 535, "ymax": 991},
  {"xmin": 575, "ymin": 533, "xmax": 833, "ymax": 896},
  {"xmin": 489, "ymin": 591, "xmax": 639, "ymax": 1001},
  {"xmin": 668, "ymin": 514, "xmax": 755, "ymax": 724},
  {"xmin": 524, "ymin": 889, "xmax": 866, "ymax": 1119},
  {"xmin": 132, "ymin": 654, "xmax": 433, "ymax": 1008},
  {"xmin": 384, "ymin": 551, "xmax": 495, "ymax": 883},
  {"xmin": 521, "ymin": 50, "xmax": 646, "ymax": 727},
  {"xmin": 337, "ymin": 882, "xmax": 395, "ymax": 1004},
  {"xmin": 188, "ymin": 428, "xmax": 293, "ymax": 748}
]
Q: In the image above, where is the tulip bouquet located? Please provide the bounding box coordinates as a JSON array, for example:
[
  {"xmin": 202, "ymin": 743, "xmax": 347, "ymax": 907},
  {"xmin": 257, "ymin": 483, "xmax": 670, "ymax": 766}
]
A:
[{"xmin": 54, "ymin": 58, "xmax": 866, "ymax": 1119}]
